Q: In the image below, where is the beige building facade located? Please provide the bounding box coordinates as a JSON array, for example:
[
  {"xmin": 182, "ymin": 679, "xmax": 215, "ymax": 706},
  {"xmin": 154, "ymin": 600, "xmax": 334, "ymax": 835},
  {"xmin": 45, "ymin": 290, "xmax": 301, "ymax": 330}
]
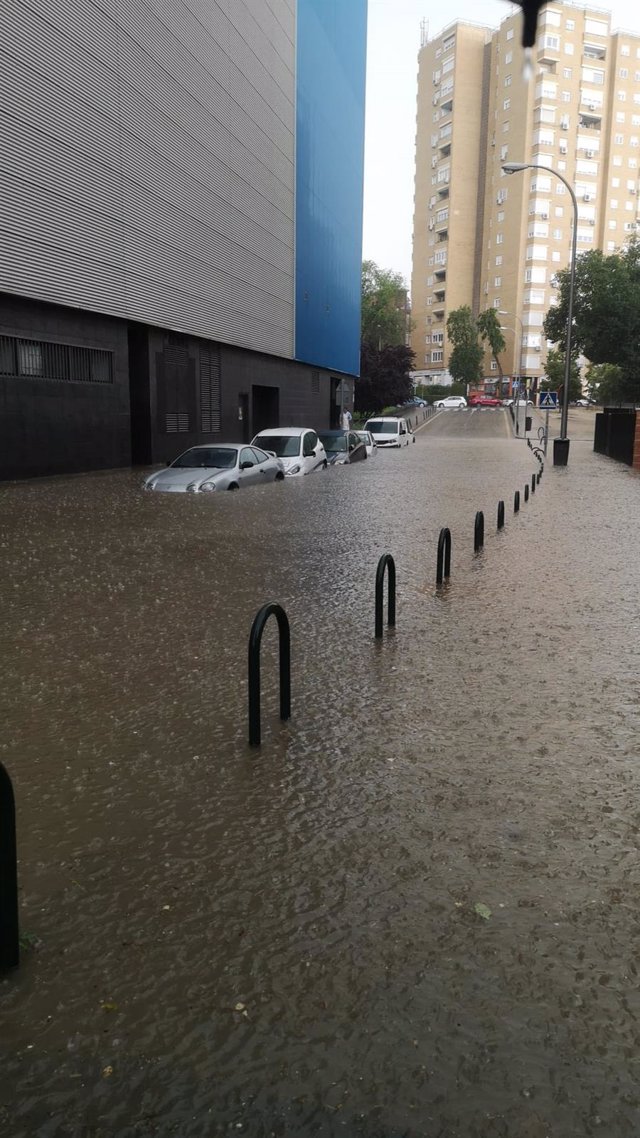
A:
[{"xmin": 411, "ymin": 2, "xmax": 640, "ymax": 387}]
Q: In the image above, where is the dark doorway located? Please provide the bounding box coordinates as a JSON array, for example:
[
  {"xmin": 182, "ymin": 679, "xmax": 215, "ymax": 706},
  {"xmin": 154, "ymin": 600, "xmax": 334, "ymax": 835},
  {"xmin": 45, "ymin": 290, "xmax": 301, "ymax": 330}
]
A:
[
  {"xmin": 239, "ymin": 393, "xmax": 250, "ymax": 442},
  {"xmin": 252, "ymin": 385, "xmax": 279, "ymax": 435},
  {"xmin": 330, "ymin": 377, "xmax": 341, "ymax": 428},
  {"xmin": 128, "ymin": 327, "xmax": 152, "ymax": 464}
]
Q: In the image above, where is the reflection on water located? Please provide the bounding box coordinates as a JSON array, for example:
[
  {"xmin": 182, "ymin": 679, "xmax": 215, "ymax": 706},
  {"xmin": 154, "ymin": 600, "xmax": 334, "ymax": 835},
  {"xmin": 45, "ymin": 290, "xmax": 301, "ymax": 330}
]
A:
[{"xmin": 2, "ymin": 427, "xmax": 640, "ymax": 1137}]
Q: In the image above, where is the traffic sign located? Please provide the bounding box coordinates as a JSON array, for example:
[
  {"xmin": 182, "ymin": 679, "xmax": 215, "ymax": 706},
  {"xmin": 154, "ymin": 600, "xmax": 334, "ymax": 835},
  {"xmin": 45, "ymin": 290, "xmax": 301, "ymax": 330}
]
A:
[{"xmin": 539, "ymin": 391, "xmax": 558, "ymax": 408}]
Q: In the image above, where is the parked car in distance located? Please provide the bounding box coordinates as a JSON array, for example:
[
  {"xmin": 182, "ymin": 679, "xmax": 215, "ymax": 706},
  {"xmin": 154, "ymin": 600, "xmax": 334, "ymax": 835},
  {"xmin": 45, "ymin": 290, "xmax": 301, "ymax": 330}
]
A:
[
  {"xmin": 363, "ymin": 416, "xmax": 414, "ymax": 447},
  {"xmin": 354, "ymin": 429, "xmax": 377, "ymax": 457},
  {"xmin": 434, "ymin": 395, "xmax": 467, "ymax": 409},
  {"xmin": 468, "ymin": 393, "xmax": 502, "ymax": 407},
  {"xmin": 404, "ymin": 397, "xmax": 427, "ymax": 407},
  {"xmin": 573, "ymin": 397, "xmax": 595, "ymax": 407},
  {"xmin": 317, "ymin": 430, "xmax": 368, "ymax": 465},
  {"xmin": 503, "ymin": 397, "xmax": 534, "ymax": 407},
  {"xmin": 144, "ymin": 444, "xmax": 285, "ymax": 493},
  {"xmin": 250, "ymin": 427, "xmax": 326, "ymax": 475}
]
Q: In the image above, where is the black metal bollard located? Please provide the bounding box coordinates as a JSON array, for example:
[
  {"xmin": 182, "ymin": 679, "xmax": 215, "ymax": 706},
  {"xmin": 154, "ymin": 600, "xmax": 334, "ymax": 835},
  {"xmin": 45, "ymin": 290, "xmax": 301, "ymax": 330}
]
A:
[
  {"xmin": 497, "ymin": 500, "xmax": 505, "ymax": 530},
  {"xmin": 248, "ymin": 603, "xmax": 291, "ymax": 747},
  {"xmin": 436, "ymin": 527, "xmax": 452, "ymax": 585},
  {"xmin": 514, "ymin": 490, "xmax": 520, "ymax": 513},
  {"xmin": 536, "ymin": 470, "xmax": 541, "ymax": 485},
  {"xmin": 375, "ymin": 554, "xmax": 396, "ymax": 639},
  {"xmin": 524, "ymin": 484, "xmax": 530, "ymax": 502},
  {"xmin": 531, "ymin": 473, "xmax": 536, "ymax": 493},
  {"xmin": 474, "ymin": 510, "xmax": 484, "ymax": 552},
  {"xmin": 0, "ymin": 763, "xmax": 19, "ymax": 971}
]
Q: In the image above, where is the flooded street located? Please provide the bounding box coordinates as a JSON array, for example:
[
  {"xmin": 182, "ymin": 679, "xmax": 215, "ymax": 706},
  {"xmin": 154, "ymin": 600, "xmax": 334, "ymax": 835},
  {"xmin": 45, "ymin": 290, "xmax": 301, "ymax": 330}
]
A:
[{"xmin": 2, "ymin": 409, "xmax": 640, "ymax": 1137}]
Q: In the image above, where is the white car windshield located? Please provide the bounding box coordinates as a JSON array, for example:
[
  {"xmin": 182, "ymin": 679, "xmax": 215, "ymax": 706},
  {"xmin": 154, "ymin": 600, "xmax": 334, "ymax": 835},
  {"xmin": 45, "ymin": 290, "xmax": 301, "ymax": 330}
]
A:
[
  {"xmin": 254, "ymin": 435, "xmax": 300, "ymax": 457},
  {"xmin": 171, "ymin": 448, "xmax": 237, "ymax": 469},
  {"xmin": 366, "ymin": 421, "xmax": 396, "ymax": 434}
]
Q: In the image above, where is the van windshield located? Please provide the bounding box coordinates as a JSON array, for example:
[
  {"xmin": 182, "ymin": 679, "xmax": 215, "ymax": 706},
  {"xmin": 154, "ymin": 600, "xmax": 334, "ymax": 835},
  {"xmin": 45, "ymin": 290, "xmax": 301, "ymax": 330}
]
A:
[{"xmin": 367, "ymin": 421, "xmax": 397, "ymax": 435}]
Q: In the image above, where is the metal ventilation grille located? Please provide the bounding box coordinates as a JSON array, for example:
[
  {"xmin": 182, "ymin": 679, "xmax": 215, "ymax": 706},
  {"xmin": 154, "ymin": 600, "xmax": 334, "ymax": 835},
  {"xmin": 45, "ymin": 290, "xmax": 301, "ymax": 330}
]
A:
[
  {"xmin": 165, "ymin": 413, "xmax": 190, "ymax": 433},
  {"xmin": 311, "ymin": 369, "xmax": 320, "ymax": 393},
  {"xmin": 200, "ymin": 346, "xmax": 221, "ymax": 433},
  {"xmin": 0, "ymin": 335, "xmax": 113, "ymax": 383}
]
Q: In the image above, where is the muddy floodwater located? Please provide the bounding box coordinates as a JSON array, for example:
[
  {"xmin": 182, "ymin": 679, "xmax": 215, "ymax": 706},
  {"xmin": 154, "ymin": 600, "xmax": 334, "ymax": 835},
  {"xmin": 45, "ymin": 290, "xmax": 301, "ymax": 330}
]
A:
[{"xmin": 2, "ymin": 412, "xmax": 640, "ymax": 1137}]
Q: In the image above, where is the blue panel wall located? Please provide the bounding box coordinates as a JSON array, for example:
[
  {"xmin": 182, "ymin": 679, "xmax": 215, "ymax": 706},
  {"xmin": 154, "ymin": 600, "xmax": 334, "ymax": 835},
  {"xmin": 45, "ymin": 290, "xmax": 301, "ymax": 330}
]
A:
[{"xmin": 295, "ymin": 0, "xmax": 367, "ymax": 376}]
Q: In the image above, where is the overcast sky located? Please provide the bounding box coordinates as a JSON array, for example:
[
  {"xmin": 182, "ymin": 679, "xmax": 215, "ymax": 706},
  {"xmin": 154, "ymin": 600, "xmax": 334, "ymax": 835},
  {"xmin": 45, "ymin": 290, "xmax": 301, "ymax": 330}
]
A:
[{"xmin": 363, "ymin": 0, "xmax": 640, "ymax": 286}]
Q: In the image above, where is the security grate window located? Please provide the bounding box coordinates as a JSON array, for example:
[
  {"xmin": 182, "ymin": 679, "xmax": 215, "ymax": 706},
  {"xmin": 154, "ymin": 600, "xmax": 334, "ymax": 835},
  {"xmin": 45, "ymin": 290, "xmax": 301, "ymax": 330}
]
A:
[
  {"xmin": 0, "ymin": 335, "xmax": 113, "ymax": 383},
  {"xmin": 200, "ymin": 346, "xmax": 221, "ymax": 433}
]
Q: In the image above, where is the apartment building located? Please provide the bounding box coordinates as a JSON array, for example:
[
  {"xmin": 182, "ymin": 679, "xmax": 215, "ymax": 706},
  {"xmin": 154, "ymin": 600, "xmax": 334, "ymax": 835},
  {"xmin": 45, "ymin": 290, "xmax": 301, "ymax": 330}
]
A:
[{"xmin": 411, "ymin": 2, "xmax": 640, "ymax": 387}]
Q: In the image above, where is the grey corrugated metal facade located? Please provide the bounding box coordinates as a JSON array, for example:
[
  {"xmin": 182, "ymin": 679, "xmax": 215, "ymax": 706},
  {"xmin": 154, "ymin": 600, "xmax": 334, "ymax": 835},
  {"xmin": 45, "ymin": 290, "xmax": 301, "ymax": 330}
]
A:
[
  {"xmin": 0, "ymin": 0, "xmax": 364, "ymax": 478},
  {"xmin": 2, "ymin": 0, "xmax": 296, "ymax": 356}
]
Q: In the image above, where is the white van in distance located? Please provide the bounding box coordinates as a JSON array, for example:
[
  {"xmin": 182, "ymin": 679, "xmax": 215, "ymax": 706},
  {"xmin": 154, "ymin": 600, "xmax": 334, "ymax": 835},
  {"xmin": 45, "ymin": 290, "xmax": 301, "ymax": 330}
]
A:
[{"xmin": 363, "ymin": 416, "xmax": 414, "ymax": 448}]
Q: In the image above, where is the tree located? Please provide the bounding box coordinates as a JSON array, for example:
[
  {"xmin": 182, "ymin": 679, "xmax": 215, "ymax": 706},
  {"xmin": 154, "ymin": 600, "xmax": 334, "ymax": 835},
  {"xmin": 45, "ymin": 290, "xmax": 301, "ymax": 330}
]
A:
[
  {"xmin": 543, "ymin": 240, "xmax": 640, "ymax": 399},
  {"xmin": 355, "ymin": 342, "xmax": 415, "ymax": 415},
  {"xmin": 540, "ymin": 348, "xmax": 581, "ymax": 402},
  {"xmin": 476, "ymin": 309, "xmax": 506, "ymax": 383},
  {"xmin": 446, "ymin": 306, "xmax": 483, "ymax": 388},
  {"xmin": 585, "ymin": 362, "xmax": 626, "ymax": 404},
  {"xmin": 361, "ymin": 260, "xmax": 410, "ymax": 348}
]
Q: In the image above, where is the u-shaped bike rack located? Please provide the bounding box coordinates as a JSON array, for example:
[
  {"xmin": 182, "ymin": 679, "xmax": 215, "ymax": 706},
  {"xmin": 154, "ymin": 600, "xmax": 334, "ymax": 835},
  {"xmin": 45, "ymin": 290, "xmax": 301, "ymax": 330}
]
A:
[
  {"xmin": 0, "ymin": 762, "xmax": 18, "ymax": 971},
  {"xmin": 375, "ymin": 554, "xmax": 396, "ymax": 639},
  {"xmin": 436, "ymin": 527, "xmax": 452, "ymax": 585},
  {"xmin": 248, "ymin": 603, "xmax": 291, "ymax": 747}
]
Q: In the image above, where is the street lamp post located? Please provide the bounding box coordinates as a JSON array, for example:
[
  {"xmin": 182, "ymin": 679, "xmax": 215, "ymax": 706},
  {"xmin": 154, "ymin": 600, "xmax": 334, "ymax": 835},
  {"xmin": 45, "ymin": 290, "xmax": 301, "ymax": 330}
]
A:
[
  {"xmin": 502, "ymin": 161, "xmax": 578, "ymax": 467},
  {"xmin": 498, "ymin": 310, "xmax": 524, "ymax": 395}
]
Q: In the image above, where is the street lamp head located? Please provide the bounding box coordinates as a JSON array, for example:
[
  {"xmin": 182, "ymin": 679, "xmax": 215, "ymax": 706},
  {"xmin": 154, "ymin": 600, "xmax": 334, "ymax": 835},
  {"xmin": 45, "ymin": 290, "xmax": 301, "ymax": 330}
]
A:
[{"xmin": 502, "ymin": 162, "xmax": 530, "ymax": 174}]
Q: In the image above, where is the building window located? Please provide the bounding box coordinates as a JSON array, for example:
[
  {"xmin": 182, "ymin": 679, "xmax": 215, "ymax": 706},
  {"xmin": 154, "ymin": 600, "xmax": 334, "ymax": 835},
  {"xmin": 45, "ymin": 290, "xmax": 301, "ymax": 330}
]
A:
[
  {"xmin": 431, "ymin": 350, "xmax": 443, "ymax": 363},
  {"xmin": 615, "ymin": 133, "xmax": 624, "ymax": 144},
  {"xmin": 495, "ymin": 255, "xmax": 503, "ymax": 266},
  {"xmin": 490, "ymin": 360, "xmax": 498, "ymax": 370},
  {"xmin": 611, "ymin": 199, "xmax": 619, "ymax": 209},
  {"xmin": 566, "ymin": 19, "xmax": 575, "ymax": 31},
  {"xmin": 564, "ymin": 43, "xmax": 574, "ymax": 55},
  {"xmin": 504, "ymin": 75, "xmax": 512, "ymax": 87},
  {"xmin": 563, "ymin": 68, "xmax": 572, "ymax": 79},
  {"xmin": 0, "ymin": 336, "xmax": 113, "ymax": 383},
  {"xmin": 620, "ymin": 68, "xmax": 629, "ymax": 79},
  {"xmin": 494, "ymin": 276, "xmax": 502, "ymax": 287},
  {"xmin": 503, "ymin": 98, "xmax": 511, "ymax": 110},
  {"xmin": 619, "ymin": 91, "xmax": 627, "ymax": 101},
  {"xmin": 496, "ymin": 233, "xmax": 504, "ymax": 244},
  {"xmin": 507, "ymin": 28, "xmax": 514, "ymax": 41}
]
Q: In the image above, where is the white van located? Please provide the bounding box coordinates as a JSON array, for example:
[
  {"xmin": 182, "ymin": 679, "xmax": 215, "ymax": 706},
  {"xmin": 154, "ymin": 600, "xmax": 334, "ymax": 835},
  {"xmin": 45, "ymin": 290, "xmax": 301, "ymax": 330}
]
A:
[{"xmin": 363, "ymin": 416, "xmax": 414, "ymax": 448}]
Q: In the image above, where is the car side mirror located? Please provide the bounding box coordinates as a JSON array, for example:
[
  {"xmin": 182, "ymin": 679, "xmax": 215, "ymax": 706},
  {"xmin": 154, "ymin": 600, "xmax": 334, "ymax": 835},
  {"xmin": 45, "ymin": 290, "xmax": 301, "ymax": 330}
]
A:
[{"xmin": 240, "ymin": 460, "xmax": 253, "ymax": 470}]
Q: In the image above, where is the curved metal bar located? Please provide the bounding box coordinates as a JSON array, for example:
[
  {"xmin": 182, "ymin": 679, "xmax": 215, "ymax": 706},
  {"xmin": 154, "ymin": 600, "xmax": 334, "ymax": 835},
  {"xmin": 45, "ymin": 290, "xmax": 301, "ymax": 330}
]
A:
[
  {"xmin": 436, "ymin": 527, "xmax": 452, "ymax": 585},
  {"xmin": 248, "ymin": 603, "xmax": 291, "ymax": 747},
  {"xmin": 0, "ymin": 762, "xmax": 19, "ymax": 970},
  {"xmin": 474, "ymin": 511, "xmax": 485, "ymax": 553},
  {"xmin": 514, "ymin": 490, "xmax": 520, "ymax": 513},
  {"xmin": 375, "ymin": 554, "xmax": 396, "ymax": 639},
  {"xmin": 497, "ymin": 500, "xmax": 505, "ymax": 530}
]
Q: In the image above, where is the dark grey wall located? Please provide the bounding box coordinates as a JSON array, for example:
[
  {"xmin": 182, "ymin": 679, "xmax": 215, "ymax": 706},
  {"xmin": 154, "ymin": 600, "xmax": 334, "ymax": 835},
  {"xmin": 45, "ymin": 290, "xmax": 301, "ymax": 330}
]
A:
[
  {"xmin": 0, "ymin": 295, "xmax": 130, "ymax": 480},
  {"xmin": 0, "ymin": 295, "xmax": 354, "ymax": 477}
]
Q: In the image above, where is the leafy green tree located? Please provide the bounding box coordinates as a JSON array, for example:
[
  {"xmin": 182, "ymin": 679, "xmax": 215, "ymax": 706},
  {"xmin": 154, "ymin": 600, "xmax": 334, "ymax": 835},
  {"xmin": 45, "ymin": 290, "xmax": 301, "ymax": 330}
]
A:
[
  {"xmin": 361, "ymin": 260, "xmax": 411, "ymax": 348},
  {"xmin": 540, "ymin": 349, "xmax": 582, "ymax": 402},
  {"xmin": 355, "ymin": 343, "xmax": 415, "ymax": 415},
  {"xmin": 585, "ymin": 362, "xmax": 626, "ymax": 404},
  {"xmin": 543, "ymin": 240, "xmax": 640, "ymax": 399},
  {"xmin": 446, "ymin": 306, "xmax": 483, "ymax": 388},
  {"xmin": 476, "ymin": 309, "xmax": 506, "ymax": 383}
]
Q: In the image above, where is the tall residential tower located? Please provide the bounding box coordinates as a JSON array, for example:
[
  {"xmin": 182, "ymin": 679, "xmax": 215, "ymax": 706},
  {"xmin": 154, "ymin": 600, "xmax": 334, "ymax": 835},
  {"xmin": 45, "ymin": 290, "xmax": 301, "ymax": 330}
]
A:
[{"xmin": 412, "ymin": 2, "xmax": 640, "ymax": 387}]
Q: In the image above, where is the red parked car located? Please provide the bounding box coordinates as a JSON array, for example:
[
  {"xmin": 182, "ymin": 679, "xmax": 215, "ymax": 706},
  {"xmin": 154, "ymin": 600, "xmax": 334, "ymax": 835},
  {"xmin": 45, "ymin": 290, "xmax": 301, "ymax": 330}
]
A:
[{"xmin": 468, "ymin": 393, "xmax": 502, "ymax": 407}]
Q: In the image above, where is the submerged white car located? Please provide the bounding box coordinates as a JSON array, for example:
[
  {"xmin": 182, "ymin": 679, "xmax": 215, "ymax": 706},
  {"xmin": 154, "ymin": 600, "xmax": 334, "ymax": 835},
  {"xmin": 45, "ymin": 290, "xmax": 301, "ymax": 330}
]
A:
[
  {"xmin": 144, "ymin": 444, "xmax": 285, "ymax": 493},
  {"xmin": 251, "ymin": 427, "xmax": 327, "ymax": 475},
  {"xmin": 354, "ymin": 429, "xmax": 377, "ymax": 457},
  {"xmin": 362, "ymin": 416, "xmax": 413, "ymax": 447}
]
